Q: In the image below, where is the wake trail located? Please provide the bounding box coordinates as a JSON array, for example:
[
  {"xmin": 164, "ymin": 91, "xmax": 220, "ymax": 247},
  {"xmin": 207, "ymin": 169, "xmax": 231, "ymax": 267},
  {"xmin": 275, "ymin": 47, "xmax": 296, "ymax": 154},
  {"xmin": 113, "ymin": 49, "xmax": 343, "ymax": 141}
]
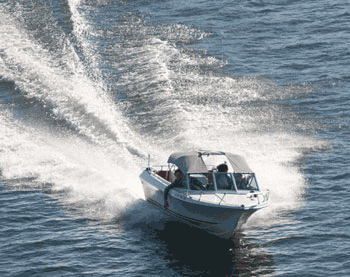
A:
[{"xmin": 0, "ymin": 3, "xmax": 146, "ymax": 162}]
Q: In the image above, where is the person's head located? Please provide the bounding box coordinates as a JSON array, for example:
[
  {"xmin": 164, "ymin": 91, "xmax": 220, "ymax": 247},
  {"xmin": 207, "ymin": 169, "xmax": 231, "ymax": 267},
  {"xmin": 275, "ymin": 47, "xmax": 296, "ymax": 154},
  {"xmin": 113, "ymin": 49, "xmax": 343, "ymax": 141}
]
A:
[
  {"xmin": 217, "ymin": 163, "xmax": 228, "ymax": 173},
  {"xmin": 175, "ymin": 169, "xmax": 183, "ymax": 179}
]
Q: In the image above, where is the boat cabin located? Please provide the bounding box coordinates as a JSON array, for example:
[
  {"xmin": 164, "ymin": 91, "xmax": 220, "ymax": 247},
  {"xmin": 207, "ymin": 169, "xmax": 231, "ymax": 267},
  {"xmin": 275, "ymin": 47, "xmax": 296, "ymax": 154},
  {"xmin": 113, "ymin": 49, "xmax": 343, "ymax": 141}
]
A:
[{"xmin": 154, "ymin": 150, "xmax": 260, "ymax": 192}]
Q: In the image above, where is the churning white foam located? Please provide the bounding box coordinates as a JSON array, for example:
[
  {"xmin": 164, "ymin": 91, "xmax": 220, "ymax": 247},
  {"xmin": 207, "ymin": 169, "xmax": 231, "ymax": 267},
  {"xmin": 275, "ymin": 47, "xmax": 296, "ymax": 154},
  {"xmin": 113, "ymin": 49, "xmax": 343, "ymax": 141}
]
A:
[
  {"xmin": 0, "ymin": 2, "xmax": 329, "ymax": 229},
  {"xmin": 0, "ymin": 110, "xmax": 146, "ymax": 221},
  {"xmin": 0, "ymin": 5, "xmax": 147, "ymax": 220}
]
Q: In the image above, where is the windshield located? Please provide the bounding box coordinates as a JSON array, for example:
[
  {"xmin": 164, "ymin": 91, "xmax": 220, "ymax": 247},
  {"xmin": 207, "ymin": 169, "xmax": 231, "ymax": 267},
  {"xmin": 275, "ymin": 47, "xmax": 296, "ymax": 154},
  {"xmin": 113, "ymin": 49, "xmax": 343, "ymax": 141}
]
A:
[
  {"xmin": 187, "ymin": 173, "xmax": 259, "ymax": 191},
  {"xmin": 233, "ymin": 173, "xmax": 258, "ymax": 190},
  {"xmin": 214, "ymin": 173, "xmax": 234, "ymax": 190}
]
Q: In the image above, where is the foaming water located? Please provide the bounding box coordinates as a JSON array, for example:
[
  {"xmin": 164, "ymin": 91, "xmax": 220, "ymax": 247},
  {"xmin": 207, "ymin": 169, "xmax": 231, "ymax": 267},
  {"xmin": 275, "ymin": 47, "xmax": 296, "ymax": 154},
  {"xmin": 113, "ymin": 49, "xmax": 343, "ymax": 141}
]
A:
[
  {"xmin": 0, "ymin": 109, "xmax": 145, "ymax": 220},
  {"xmin": 0, "ymin": 3, "xmax": 149, "ymax": 223},
  {"xmin": 0, "ymin": 0, "xmax": 328, "ymax": 229},
  {"xmin": 162, "ymin": 71, "xmax": 326, "ymax": 227},
  {"xmin": 0, "ymin": 6, "xmax": 140, "ymax": 152},
  {"xmin": 2, "ymin": 1, "xmax": 349, "ymax": 276}
]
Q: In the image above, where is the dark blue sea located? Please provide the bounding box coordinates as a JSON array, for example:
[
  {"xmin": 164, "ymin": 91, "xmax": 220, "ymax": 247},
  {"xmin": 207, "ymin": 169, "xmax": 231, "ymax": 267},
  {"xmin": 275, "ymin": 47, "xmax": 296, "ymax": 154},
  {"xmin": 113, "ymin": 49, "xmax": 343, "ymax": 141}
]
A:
[{"xmin": 1, "ymin": 0, "xmax": 349, "ymax": 276}]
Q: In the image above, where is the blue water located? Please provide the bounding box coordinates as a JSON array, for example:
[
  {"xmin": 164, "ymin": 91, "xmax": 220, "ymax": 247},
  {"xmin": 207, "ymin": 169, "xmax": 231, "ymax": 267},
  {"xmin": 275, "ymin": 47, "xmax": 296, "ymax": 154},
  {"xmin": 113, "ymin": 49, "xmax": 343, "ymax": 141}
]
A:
[{"xmin": 1, "ymin": 0, "xmax": 349, "ymax": 276}]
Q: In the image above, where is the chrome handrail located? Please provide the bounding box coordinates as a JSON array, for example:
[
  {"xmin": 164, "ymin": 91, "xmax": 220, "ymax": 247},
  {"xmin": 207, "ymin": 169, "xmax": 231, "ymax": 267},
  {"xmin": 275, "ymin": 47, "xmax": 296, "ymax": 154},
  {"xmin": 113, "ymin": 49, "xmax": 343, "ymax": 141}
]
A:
[{"xmin": 217, "ymin": 192, "xmax": 227, "ymax": 205}]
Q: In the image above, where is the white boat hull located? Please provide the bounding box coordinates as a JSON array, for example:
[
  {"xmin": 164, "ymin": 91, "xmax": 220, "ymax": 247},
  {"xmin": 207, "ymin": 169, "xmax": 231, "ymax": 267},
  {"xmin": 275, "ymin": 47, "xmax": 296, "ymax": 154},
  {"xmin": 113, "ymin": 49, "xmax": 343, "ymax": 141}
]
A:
[{"xmin": 140, "ymin": 169, "xmax": 268, "ymax": 238}]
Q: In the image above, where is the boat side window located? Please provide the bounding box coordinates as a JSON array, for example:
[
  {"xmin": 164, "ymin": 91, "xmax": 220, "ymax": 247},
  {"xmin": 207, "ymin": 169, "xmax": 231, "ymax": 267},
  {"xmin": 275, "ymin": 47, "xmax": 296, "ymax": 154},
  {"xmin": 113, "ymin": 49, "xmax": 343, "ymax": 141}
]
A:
[{"xmin": 234, "ymin": 173, "xmax": 258, "ymax": 190}]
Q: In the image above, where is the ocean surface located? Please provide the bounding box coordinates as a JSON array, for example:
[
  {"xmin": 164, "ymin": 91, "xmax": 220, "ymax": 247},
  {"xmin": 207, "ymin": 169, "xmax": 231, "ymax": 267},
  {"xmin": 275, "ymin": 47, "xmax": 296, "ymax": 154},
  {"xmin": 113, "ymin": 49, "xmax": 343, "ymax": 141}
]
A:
[{"xmin": 0, "ymin": 0, "xmax": 349, "ymax": 276}]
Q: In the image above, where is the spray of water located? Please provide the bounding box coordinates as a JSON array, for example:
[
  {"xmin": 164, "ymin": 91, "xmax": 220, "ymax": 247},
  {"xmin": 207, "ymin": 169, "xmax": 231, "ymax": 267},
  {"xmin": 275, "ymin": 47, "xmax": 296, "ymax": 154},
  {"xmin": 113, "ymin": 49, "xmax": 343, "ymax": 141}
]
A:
[
  {"xmin": 0, "ymin": 1, "xmax": 328, "ymax": 229},
  {"xmin": 0, "ymin": 2, "xmax": 147, "ymax": 222}
]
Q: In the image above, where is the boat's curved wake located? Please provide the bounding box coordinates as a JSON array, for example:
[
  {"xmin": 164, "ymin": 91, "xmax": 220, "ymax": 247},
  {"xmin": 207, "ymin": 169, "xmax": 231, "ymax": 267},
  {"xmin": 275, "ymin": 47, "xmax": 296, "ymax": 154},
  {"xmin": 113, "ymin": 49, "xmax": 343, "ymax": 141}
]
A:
[{"xmin": 0, "ymin": 0, "xmax": 328, "ymax": 231}]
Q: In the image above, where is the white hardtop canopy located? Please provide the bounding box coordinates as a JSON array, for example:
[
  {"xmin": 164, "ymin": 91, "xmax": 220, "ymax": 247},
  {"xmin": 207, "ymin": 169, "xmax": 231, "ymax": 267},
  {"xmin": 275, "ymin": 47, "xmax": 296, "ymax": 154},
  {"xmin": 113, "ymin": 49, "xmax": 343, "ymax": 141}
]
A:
[{"xmin": 167, "ymin": 150, "xmax": 254, "ymax": 174}]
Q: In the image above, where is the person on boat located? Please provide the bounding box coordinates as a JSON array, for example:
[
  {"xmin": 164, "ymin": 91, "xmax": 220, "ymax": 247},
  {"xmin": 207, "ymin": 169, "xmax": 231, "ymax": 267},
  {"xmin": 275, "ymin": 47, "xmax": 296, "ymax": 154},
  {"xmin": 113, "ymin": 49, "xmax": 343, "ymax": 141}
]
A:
[
  {"xmin": 164, "ymin": 169, "xmax": 202, "ymax": 209},
  {"xmin": 235, "ymin": 173, "xmax": 253, "ymax": 190},
  {"xmin": 235, "ymin": 173, "xmax": 246, "ymax": 189},
  {"xmin": 164, "ymin": 169, "xmax": 185, "ymax": 209},
  {"xmin": 215, "ymin": 163, "xmax": 232, "ymax": 190}
]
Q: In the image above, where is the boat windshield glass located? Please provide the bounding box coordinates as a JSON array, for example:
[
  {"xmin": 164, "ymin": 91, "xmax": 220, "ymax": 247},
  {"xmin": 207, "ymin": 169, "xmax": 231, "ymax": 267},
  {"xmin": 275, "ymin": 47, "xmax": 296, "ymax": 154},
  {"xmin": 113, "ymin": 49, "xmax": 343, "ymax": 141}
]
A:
[
  {"xmin": 188, "ymin": 173, "xmax": 210, "ymax": 190},
  {"xmin": 187, "ymin": 173, "xmax": 259, "ymax": 191},
  {"xmin": 214, "ymin": 173, "xmax": 235, "ymax": 190},
  {"xmin": 233, "ymin": 173, "xmax": 258, "ymax": 190}
]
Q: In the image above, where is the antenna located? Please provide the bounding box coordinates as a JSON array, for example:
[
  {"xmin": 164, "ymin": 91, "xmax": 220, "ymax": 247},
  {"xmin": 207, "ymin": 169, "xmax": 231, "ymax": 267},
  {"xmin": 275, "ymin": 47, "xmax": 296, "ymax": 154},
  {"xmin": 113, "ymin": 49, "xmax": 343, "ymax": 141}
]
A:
[{"xmin": 147, "ymin": 154, "xmax": 150, "ymax": 169}]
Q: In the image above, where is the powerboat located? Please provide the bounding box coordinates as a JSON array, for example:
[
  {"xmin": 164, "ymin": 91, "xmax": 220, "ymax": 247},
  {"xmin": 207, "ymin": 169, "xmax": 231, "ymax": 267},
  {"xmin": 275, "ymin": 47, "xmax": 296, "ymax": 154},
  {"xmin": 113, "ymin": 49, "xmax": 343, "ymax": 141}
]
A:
[{"xmin": 139, "ymin": 150, "xmax": 269, "ymax": 238}]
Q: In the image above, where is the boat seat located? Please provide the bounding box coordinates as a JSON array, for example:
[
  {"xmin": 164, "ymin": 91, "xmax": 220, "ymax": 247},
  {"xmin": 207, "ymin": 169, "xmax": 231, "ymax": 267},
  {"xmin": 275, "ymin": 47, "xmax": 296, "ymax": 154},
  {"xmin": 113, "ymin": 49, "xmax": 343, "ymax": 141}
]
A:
[
  {"xmin": 204, "ymin": 173, "xmax": 213, "ymax": 182},
  {"xmin": 156, "ymin": 170, "xmax": 169, "ymax": 181}
]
